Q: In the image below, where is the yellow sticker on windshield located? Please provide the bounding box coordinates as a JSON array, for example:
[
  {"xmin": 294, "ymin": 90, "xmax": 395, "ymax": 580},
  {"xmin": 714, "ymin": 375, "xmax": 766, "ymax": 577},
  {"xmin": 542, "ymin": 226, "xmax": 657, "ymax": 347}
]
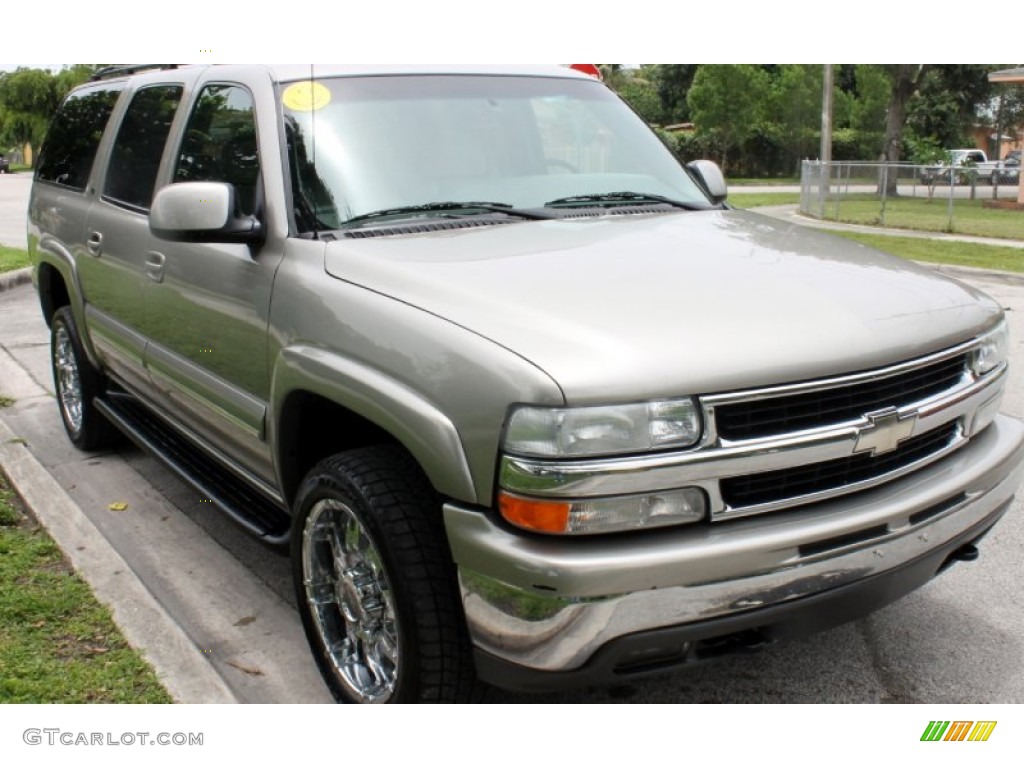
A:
[{"xmin": 282, "ymin": 81, "xmax": 331, "ymax": 112}]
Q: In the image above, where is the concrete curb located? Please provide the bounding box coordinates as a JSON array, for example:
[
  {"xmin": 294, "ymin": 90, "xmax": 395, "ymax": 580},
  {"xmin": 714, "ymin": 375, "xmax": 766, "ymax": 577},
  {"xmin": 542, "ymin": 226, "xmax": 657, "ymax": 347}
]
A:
[
  {"xmin": 0, "ymin": 415, "xmax": 239, "ymax": 704},
  {"xmin": 0, "ymin": 267, "xmax": 31, "ymax": 293},
  {"xmin": 923, "ymin": 262, "xmax": 1024, "ymax": 287}
]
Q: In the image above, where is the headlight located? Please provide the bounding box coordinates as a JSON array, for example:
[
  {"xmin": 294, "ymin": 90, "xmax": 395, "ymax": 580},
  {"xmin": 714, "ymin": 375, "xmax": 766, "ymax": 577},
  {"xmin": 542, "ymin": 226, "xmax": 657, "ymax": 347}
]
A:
[
  {"xmin": 972, "ymin": 321, "xmax": 1009, "ymax": 376},
  {"xmin": 503, "ymin": 398, "xmax": 702, "ymax": 458}
]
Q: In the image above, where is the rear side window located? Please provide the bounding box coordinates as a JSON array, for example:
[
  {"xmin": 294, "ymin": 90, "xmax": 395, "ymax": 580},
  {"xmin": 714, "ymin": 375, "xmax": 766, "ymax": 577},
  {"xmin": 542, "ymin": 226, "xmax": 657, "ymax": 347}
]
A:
[
  {"xmin": 35, "ymin": 86, "xmax": 121, "ymax": 191},
  {"xmin": 104, "ymin": 85, "xmax": 183, "ymax": 211},
  {"xmin": 175, "ymin": 85, "xmax": 260, "ymax": 215}
]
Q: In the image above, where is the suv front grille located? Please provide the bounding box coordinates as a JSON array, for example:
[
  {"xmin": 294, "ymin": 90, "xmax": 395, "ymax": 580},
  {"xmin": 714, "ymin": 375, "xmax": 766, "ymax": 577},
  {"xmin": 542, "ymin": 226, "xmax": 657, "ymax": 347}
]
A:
[
  {"xmin": 714, "ymin": 354, "xmax": 968, "ymax": 441},
  {"xmin": 720, "ymin": 422, "xmax": 960, "ymax": 509}
]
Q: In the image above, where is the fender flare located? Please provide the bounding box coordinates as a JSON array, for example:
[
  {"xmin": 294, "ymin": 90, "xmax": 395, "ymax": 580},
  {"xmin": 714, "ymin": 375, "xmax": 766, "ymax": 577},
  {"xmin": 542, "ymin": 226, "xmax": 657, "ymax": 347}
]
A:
[{"xmin": 270, "ymin": 344, "xmax": 478, "ymax": 505}]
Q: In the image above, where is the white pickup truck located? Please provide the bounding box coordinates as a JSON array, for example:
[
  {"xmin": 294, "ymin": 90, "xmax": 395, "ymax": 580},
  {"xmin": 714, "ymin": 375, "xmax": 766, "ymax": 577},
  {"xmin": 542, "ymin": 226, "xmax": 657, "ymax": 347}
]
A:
[{"xmin": 921, "ymin": 148, "xmax": 1017, "ymax": 185}]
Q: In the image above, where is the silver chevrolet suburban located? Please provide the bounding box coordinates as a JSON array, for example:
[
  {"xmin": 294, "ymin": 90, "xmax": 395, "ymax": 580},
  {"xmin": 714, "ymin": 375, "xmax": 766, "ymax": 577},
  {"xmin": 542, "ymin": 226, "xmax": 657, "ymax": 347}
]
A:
[{"xmin": 27, "ymin": 64, "xmax": 1024, "ymax": 703}]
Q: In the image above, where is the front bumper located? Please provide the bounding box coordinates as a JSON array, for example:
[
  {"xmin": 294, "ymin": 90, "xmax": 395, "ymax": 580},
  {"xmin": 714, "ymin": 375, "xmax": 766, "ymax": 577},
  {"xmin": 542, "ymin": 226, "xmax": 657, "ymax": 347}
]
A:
[{"xmin": 444, "ymin": 414, "xmax": 1024, "ymax": 691}]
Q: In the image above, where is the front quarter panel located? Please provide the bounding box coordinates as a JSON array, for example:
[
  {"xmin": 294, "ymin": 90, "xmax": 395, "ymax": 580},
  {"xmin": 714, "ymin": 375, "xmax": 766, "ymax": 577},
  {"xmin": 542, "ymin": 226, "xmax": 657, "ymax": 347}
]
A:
[{"xmin": 268, "ymin": 238, "xmax": 565, "ymax": 505}]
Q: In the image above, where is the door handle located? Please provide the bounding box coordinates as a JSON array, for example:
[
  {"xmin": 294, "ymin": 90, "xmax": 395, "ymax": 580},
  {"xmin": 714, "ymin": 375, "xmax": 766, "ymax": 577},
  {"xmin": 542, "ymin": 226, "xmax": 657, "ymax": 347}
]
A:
[
  {"xmin": 145, "ymin": 251, "xmax": 166, "ymax": 283},
  {"xmin": 86, "ymin": 231, "xmax": 103, "ymax": 256}
]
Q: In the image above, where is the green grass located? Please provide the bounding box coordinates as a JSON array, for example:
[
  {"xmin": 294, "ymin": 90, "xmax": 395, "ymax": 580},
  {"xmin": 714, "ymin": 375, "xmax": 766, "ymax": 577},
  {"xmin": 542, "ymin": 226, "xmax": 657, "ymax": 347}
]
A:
[
  {"xmin": 0, "ymin": 246, "xmax": 30, "ymax": 274},
  {"xmin": 727, "ymin": 177, "xmax": 800, "ymax": 186},
  {"xmin": 729, "ymin": 192, "xmax": 801, "ymax": 208},
  {"xmin": 814, "ymin": 196, "xmax": 1024, "ymax": 240},
  {"xmin": 832, "ymin": 231, "xmax": 1024, "ymax": 274},
  {"xmin": 0, "ymin": 475, "xmax": 172, "ymax": 703}
]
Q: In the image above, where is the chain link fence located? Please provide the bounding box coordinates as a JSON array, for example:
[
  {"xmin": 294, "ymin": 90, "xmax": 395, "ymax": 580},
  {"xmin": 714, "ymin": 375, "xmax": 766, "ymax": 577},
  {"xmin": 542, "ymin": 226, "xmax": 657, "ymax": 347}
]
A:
[{"xmin": 800, "ymin": 160, "xmax": 1021, "ymax": 231}]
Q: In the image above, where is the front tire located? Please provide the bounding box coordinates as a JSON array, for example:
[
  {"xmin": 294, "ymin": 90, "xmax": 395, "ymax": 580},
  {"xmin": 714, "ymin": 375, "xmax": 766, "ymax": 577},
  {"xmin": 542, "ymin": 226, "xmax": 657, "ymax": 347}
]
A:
[
  {"xmin": 50, "ymin": 306, "xmax": 120, "ymax": 450},
  {"xmin": 291, "ymin": 446, "xmax": 483, "ymax": 703}
]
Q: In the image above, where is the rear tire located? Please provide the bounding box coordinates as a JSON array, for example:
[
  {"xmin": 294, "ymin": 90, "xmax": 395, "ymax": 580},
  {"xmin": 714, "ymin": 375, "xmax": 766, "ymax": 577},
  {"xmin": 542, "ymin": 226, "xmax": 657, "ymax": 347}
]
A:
[
  {"xmin": 50, "ymin": 306, "xmax": 120, "ymax": 451},
  {"xmin": 291, "ymin": 445, "xmax": 485, "ymax": 703}
]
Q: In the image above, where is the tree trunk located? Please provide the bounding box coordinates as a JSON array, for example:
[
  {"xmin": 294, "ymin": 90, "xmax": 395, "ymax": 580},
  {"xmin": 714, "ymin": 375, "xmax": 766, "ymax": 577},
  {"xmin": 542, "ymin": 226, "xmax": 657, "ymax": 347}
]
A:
[{"xmin": 880, "ymin": 65, "xmax": 931, "ymax": 197}]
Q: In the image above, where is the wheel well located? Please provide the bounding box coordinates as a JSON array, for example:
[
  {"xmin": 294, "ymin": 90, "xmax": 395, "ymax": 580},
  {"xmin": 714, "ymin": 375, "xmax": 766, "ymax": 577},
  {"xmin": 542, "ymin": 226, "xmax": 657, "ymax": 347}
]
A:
[
  {"xmin": 277, "ymin": 391, "xmax": 400, "ymax": 507},
  {"xmin": 37, "ymin": 262, "xmax": 70, "ymax": 325}
]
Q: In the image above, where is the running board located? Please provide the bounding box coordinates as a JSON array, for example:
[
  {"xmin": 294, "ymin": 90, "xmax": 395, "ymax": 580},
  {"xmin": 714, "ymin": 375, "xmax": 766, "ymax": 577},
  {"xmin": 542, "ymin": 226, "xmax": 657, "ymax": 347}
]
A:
[{"xmin": 95, "ymin": 393, "xmax": 291, "ymax": 546}]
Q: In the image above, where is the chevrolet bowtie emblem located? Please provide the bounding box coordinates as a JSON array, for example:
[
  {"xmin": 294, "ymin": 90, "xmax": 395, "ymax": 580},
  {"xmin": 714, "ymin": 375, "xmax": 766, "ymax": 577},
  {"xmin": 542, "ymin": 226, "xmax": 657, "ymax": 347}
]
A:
[{"xmin": 854, "ymin": 409, "xmax": 918, "ymax": 455}]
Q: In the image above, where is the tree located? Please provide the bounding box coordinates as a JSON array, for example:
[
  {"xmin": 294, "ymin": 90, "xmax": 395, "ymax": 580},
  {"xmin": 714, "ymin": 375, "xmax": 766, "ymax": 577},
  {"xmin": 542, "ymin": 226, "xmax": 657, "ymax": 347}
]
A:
[
  {"xmin": 602, "ymin": 65, "xmax": 666, "ymax": 125},
  {"xmin": 879, "ymin": 65, "xmax": 931, "ymax": 194},
  {"xmin": 766, "ymin": 64, "xmax": 822, "ymax": 172},
  {"xmin": 616, "ymin": 78, "xmax": 664, "ymax": 125},
  {"xmin": 0, "ymin": 68, "xmax": 59, "ymax": 150},
  {"xmin": 850, "ymin": 66, "xmax": 891, "ymax": 158},
  {"xmin": 687, "ymin": 65, "xmax": 769, "ymax": 173},
  {"xmin": 907, "ymin": 65, "xmax": 994, "ymax": 149},
  {"xmin": 54, "ymin": 65, "xmax": 99, "ymax": 99},
  {"xmin": 654, "ymin": 64, "xmax": 699, "ymax": 124},
  {"xmin": 987, "ymin": 82, "xmax": 1024, "ymax": 158},
  {"xmin": 0, "ymin": 65, "xmax": 98, "ymax": 157}
]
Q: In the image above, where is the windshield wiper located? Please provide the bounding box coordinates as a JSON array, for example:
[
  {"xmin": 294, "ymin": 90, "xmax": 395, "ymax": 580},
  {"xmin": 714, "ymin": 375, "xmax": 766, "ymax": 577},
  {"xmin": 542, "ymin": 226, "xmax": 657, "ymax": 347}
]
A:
[
  {"xmin": 543, "ymin": 192, "xmax": 707, "ymax": 211},
  {"xmin": 341, "ymin": 201, "xmax": 553, "ymax": 228}
]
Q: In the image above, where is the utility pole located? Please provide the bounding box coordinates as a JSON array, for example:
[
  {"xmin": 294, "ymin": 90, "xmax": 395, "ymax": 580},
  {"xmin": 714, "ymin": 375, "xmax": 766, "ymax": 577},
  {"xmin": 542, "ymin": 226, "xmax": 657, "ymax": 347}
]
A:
[
  {"xmin": 821, "ymin": 64, "xmax": 833, "ymax": 166},
  {"xmin": 818, "ymin": 64, "xmax": 834, "ymax": 214}
]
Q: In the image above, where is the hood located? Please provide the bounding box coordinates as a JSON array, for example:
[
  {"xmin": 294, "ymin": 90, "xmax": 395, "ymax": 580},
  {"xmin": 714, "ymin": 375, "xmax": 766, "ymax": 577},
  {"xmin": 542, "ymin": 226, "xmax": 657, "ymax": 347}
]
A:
[{"xmin": 323, "ymin": 210, "xmax": 1001, "ymax": 402}]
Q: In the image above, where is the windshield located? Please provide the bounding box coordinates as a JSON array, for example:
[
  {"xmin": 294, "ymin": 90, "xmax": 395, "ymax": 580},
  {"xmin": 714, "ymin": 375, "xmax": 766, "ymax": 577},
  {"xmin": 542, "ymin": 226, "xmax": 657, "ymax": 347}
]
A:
[{"xmin": 279, "ymin": 74, "xmax": 711, "ymax": 232}]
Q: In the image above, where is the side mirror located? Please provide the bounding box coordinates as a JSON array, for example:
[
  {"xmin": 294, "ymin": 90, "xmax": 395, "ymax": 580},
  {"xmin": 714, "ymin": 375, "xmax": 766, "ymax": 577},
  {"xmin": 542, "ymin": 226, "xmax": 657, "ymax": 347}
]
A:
[
  {"xmin": 686, "ymin": 160, "xmax": 728, "ymax": 204},
  {"xmin": 150, "ymin": 182, "xmax": 263, "ymax": 244}
]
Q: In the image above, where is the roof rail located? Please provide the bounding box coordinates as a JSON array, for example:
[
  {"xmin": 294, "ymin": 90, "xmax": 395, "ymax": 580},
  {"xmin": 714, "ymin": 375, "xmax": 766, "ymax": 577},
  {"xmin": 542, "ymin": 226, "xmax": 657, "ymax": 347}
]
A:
[{"xmin": 89, "ymin": 64, "xmax": 180, "ymax": 82}]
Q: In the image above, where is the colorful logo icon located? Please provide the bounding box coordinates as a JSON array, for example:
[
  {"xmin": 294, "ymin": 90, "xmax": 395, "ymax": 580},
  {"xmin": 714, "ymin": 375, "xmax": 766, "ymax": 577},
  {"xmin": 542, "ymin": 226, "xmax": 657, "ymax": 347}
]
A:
[{"xmin": 921, "ymin": 721, "xmax": 997, "ymax": 742}]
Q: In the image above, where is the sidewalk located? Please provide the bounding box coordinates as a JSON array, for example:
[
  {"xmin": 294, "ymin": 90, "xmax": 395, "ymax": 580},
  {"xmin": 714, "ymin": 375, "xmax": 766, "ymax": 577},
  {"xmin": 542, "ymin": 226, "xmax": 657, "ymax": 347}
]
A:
[{"xmin": 0, "ymin": 283, "xmax": 332, "ymax": 703}]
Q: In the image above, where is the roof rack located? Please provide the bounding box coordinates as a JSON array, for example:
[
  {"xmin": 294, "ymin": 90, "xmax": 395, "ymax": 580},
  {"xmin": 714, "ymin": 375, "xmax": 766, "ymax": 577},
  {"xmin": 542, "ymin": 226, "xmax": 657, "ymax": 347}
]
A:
[{"xmin": 89, "ymin": 64, "xmax": 180, "ymax": 82}]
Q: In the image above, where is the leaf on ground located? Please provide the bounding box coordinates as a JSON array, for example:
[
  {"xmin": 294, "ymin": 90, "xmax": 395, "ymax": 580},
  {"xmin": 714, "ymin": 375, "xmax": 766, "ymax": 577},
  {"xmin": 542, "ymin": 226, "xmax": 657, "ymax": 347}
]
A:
[
  {"xmin": 233, "ymin": 615, "xmax": 256, "ymax": 627},
  {"xmin": 107, "ymin": 502, "xmax": 129, "ymax": 512},
  {"xmin": 226, "ymin": 659, "xmax": 264, "ymax": 676}
]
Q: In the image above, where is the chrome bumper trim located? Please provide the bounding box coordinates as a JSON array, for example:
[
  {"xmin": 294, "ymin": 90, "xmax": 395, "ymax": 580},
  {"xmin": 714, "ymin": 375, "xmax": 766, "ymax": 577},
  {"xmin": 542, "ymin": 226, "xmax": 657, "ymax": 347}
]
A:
[{"xmin": 450, "ymin": 415, "xmax": 1024, "ymax": 672}]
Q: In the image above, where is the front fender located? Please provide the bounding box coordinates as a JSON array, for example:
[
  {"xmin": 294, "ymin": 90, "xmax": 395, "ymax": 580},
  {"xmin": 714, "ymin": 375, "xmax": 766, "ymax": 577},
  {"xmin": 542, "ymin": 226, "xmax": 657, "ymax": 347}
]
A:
[{"xmin": 270, "ymin": 344, "xmax": 477, "ymax": 503}]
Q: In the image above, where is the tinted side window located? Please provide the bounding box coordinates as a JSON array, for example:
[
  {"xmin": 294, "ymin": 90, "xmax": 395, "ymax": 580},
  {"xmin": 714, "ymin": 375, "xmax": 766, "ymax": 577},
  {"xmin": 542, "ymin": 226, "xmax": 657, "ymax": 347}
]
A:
[
  {"xmin": 103, "ymin": 85, "xmax": 183, "ymax": 211},
  {"xmin": 35, "ymin": 86, "xmax": 121, "ymax": 191},
  {"xmin": 175, "ymin": 85, "xmax": 260, "ymax": 215}
]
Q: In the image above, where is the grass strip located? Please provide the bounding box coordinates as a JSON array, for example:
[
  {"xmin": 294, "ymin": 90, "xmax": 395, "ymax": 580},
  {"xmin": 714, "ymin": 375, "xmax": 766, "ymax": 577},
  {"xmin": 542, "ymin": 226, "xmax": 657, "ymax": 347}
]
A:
[
  {"xmin": 0, "ymin": 246, "xmax": 30, "ymax": 274},
  {"xmin": 0, "ymin": 475, "xmax": 172, "ymax": 703},
  {"xmin": 729, "ymin": 192, "xmax": 802, "ymax": 208},
  {"xmin": 831, "ymin": 231, "xmax": 1024, "ymax": 274},
  {"xmin": 813, "ymin": 196, "xmax": 1024, "ymax": 240}
]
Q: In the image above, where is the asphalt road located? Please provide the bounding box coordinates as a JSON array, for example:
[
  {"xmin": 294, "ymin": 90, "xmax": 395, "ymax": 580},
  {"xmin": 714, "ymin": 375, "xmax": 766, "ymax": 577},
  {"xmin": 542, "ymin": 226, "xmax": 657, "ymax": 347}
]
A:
[{"xmin": 2, "ymin": 171, "xmax": 1024, "ymax": 702}]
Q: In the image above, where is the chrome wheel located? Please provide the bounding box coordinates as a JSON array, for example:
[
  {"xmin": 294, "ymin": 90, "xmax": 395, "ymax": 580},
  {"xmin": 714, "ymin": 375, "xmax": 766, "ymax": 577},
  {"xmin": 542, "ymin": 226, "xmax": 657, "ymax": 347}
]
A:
[
  {"xmin": 302, "ymin": 498, "xmax": 400, "ymax": 703},
  {"xmin": 54, "ymin": 322, "xmax": 84, "ymax": 435}
]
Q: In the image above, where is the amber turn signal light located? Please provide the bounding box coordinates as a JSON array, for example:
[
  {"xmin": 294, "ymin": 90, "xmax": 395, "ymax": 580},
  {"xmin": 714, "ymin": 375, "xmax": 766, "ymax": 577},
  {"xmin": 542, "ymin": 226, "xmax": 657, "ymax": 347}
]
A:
[{"xmin": 498, "ymin": 492, "xmax": 571, "ymax": 534}]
